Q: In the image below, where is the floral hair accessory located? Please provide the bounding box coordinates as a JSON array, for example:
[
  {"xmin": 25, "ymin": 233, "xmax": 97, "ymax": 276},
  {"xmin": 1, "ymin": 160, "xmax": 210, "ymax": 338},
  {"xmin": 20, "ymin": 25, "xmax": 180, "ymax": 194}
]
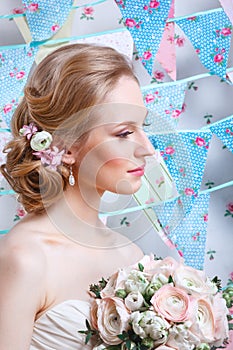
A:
[{"xmin": 19, "ymin": 122, "xmax": 64, "ymax": 170}]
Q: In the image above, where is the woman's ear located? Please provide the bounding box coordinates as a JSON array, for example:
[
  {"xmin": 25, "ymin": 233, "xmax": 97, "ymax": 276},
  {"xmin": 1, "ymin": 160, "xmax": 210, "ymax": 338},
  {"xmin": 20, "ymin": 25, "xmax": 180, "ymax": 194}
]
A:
[{"xmin": 62, "ymin": 149, "xmax": 76, "ymax": 166}]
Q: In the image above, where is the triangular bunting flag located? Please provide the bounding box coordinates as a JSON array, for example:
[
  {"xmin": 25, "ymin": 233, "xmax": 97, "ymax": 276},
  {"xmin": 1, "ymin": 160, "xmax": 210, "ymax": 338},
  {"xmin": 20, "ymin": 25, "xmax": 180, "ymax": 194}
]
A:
[
  {"xmin": 24, "ymin": 0, "xmax": 73, "ymax": 41},
  {"xmin": 115, "ymin": 0, "xmax": 173, "ymax": 75},
  {"xmin": 149, "ymin": 130, "xmax": 212, "ymax": 214},
  {"xmin": 142, "ymin": 82, "xmax": 187, "ymax": 130},
  {"xmin": 154, "ymin": 193, "xmax": 210, "ymax": 270},
  {"xmin": 0, "ymin": 46, "xmax": 37, "ymax": 128},
  {"xmin": 176, "ymin": 9, "xmax": 232, "ymax": 79},
  {"xmin": 210, "ymin": 115, "xmax": 233, "ymax": 153},
  {"xmin": 0, "ymin": 130, "xmax": 12, "ymax": 182},
  {"xmin": 156, "ymin": 0, "xmax": 176, "ymax": 80},
  {"xmin": 74, "ymin": 29, "xmax": 134, "ymax": 59}
]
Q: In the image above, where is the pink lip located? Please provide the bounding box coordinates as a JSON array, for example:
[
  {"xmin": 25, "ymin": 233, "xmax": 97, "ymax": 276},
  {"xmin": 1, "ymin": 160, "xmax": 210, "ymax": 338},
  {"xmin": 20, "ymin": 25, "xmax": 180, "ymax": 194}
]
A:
[{"xmin": 127, "ymin": 165, "xmax": 145, "ymax": 177}]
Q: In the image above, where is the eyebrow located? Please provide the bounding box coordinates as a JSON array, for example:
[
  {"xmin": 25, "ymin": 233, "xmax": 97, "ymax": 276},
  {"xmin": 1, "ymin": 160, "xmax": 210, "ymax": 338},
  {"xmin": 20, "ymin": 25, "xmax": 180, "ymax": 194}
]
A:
[{"xmin": 114, "ymin": 110, "xmax": 149, "ymax": 127}]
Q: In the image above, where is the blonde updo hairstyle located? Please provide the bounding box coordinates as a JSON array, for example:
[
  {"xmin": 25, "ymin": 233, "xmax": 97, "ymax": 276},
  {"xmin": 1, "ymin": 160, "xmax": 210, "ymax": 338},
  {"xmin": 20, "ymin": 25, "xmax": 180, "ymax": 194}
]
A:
[{"xmin": 0, "ymin": 43, "xmax": 138, "ymax": 213}]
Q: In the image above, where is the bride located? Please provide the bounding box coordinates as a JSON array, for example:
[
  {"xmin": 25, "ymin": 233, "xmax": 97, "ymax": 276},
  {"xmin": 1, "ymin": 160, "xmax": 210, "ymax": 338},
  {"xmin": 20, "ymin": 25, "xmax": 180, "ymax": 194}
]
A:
[{"xmin": 0, "ymin": 43, "xmax": 155, "ymax": 349}]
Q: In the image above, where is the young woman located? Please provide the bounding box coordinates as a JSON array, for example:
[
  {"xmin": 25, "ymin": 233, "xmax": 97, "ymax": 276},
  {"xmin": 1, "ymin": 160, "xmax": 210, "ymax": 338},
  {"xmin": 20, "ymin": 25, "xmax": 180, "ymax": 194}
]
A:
[{"xmin": 0, "ymin": 43, "xmax": 155, "ymax": 349}]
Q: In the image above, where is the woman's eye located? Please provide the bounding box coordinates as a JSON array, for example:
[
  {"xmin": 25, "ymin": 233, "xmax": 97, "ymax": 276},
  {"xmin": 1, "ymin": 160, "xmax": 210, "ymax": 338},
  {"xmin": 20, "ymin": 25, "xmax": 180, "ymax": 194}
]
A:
[{"xmin": 116, "ymin": 131, "xmax": 134, "ymax": 138}]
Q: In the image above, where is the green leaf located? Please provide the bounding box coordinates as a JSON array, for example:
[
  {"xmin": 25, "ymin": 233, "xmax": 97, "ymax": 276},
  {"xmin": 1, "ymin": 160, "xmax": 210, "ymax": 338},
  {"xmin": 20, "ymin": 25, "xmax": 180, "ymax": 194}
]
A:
[
  {"xmin": 138, "ymin": 263, "xmax": 144, "ymax": 272},
  {"xmin": 211, "ymin": 276, "xmax": 222, "ymax": 291},
  {"xmin": 168, "ymin": 275, "xmax": 174, "ymax": 284}
]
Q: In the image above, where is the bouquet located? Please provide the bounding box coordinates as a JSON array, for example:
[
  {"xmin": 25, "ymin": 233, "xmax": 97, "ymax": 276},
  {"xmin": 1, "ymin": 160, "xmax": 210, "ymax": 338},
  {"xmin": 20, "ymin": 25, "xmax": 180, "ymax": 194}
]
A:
[{"xmin": 80, "ymin": 255, "xmax": 232, "ymax": 350}]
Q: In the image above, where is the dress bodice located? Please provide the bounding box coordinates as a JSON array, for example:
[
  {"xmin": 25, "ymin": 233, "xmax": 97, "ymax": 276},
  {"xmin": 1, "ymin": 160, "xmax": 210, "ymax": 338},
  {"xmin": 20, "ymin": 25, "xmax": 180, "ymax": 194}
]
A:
[{"xmin": 30, "ymin": 300, "xmax": 93, "ymax": 349}]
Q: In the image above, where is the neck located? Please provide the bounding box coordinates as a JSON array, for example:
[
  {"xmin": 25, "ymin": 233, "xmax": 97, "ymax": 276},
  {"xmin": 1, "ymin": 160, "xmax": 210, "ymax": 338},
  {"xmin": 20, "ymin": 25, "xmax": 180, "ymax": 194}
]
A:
[{"xmin": 46, "ymin": 183, "xmax": 111, "ymax": 248}]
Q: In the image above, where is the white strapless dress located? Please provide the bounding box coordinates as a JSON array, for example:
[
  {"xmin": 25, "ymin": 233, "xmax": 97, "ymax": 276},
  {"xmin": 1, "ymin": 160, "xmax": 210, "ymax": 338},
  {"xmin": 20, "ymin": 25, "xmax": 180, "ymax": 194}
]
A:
[{"xmin": 30, "ymin": 300, "xmax": 93, "ymax": 349}]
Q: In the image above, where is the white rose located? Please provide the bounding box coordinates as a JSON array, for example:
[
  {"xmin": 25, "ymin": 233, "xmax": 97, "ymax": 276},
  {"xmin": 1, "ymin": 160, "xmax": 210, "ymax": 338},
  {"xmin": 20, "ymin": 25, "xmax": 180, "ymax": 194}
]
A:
[
  {"xmin": 124, "ymin": 291, "xmax": 144, "ymax": 311},
  {"xmin": 131, "ymin": 310, "xmax": 170, "ymax": 343},
  {"xmin": 125, "ymin": 270, "xmax": 149, "ymax": 294},
  {"xmin": 30, "ymin": 131, "xmax": 53, "ymax": 151}
]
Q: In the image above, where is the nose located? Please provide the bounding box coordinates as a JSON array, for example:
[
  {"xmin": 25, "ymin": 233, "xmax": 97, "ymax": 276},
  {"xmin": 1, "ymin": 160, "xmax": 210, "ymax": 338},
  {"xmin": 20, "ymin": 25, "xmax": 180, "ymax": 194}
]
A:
[{"xmin": 134, "ymin": 129, "xmax": 155, "ymax": 158}]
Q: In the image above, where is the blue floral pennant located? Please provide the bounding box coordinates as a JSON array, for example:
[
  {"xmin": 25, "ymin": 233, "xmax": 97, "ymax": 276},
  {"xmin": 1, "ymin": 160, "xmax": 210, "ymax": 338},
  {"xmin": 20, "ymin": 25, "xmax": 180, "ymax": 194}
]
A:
[
  {"xmin": 142, "ymin": 82, "xmax": 187, "ymax": 130},
  {"xmin": 24, "ymin": 0, "xmax": 73, "ymax": 41},
  {"xmin": 0, "ymin": 46, "xmax": 37, "ymax": 128},
  {"xmin": 210, "ymin": 116, "xmax": 233, "ymax": 153},
  {"xmin": 176, "ymin": 9, "xmax": 232, "ymax": 79},
  {"xmin": 115, "ymin": 0, "xmax": 173, "ymax": 75},
  {"xmin": 149, "ymin": 130, "xmax": 212, "ymax": 213},
  {"xmin": 153, "ymin": 193, "xmax": 210, "ymax": 270}
]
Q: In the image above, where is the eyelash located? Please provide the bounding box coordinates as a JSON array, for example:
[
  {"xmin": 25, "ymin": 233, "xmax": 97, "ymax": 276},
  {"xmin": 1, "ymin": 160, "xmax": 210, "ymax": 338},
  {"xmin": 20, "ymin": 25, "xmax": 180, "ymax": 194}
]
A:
[
  {"xmin": 116, "ymin": 131, "xmax": 134, "ymax": 138},
  {"xmin": 142, "ymin": 122, "xmax": 151, "ymax": 127}
]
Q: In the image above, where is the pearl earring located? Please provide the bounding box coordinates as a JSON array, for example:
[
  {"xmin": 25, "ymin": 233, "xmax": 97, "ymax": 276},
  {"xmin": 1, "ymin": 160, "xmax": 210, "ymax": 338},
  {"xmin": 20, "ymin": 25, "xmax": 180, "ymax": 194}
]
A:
[{"xmin": 69, "ymin": 166, "xmax": 75, "ymax": 186}]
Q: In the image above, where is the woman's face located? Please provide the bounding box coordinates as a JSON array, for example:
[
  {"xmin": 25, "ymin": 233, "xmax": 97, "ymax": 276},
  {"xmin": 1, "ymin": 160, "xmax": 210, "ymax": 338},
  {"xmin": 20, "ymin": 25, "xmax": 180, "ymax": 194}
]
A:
[{"xmin": 76, "ymin": 76, "xmax": 155, "ymax": 196}]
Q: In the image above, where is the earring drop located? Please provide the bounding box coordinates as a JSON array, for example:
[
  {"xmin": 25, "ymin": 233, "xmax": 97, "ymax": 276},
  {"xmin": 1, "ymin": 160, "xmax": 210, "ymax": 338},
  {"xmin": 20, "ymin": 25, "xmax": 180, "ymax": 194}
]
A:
[{"xmin": 69, "ymin": 166, "xmax": 75, "ymax": 186}]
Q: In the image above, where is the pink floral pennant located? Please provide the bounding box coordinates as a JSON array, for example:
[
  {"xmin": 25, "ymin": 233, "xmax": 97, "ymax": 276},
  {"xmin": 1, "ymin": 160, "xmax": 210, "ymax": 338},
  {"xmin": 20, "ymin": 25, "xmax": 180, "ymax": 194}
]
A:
[
  {"xmin": 115, "ymin": 0, "xmax": 173, "ymax": 76},
  {"xmin": 156, "ymin": 0, "xmax": 176, "ymax": 80},
  {"xmin": 176, "ymin": 9, "xmax": 232, "ymax": 79}
]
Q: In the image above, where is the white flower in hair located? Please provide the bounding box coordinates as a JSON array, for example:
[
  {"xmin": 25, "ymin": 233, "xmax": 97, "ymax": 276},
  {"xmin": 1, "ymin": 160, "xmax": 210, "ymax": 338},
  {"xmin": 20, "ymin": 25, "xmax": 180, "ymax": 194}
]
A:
[{"xmin": 30, "ymin": 131, "xmax": 53, "ymax": 151}]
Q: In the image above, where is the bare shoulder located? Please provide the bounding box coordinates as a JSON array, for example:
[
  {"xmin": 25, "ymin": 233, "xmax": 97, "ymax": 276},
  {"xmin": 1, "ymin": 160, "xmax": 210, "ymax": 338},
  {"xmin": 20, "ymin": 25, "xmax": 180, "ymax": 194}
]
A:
[{"xmin": 0, "ymin": 221, "xmax": 47, "ymax": 281}]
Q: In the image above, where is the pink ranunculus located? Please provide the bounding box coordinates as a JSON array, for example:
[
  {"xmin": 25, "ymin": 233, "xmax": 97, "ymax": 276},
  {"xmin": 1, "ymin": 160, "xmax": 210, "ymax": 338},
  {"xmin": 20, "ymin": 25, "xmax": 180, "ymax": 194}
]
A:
[
  {"xmin": 151, "ymin": 285, "xmax": 192, "ymax": 322},
  {"xmin": 125, "ymin": 18, "xmax": 136, "ymax": 27},
  {"xmin": 171, "ymin": 109, "xmax": 181, "ymax": 119},
  {"xmin": 176, "ymin": 37, "xmax": 185, "ymax": 47},
  {"xmin": 212, "ymin": 293, "xmax": 229, "ymax": 347},
  {"xmin": 195, "ymin": 136, "xmax": 206, "ymax": 146},
  {"xmin": 184, "ymin": 187, "xmax": 194, "ymax": 196},
  {"xmin": 149, "ymin": 0, "xmax": 160, "ymax": 9},
  {"xmin": 84, "ymin": 7, "xmax": 94, "ymax": 15},
  {"xmin": 27, "ymin": 3, "xmax": 39, "ymax": 12},
  {"xmin": 16, "ymin": 71, "xmax": 25, "ymax": 80},
  {"xmin": 94, "ymin": 297, "xmax": 130, "ymax": 345},
  {"xmin": 3, "ymin": 103, "xmax": 12, "ymax": 114},
  {"xmin": 145, "ymin": 94, "xmax": 155, "ymax": 103},
  {"xmin": 221, "ymin": 28, "xmax": 232, "ymax": 36},
  {"xmin": 143, "ymin": 51, "xmax": 152, "ymax": 60},
  {"xmin": 51, "ymin": 24, "xmax": 60, "ymax": 32},
  {"xmin": 153, "ymin": 70, "xmax": 165, "ymax": 81},
  {"xmin": 165, "ymin": 146, "xmax": 175, "ymax": 155},
  {"xmin": 227, "ymin": 202, "xmax": 233, "ymax": 213},
  {"xmin": 214, "ymin": 54, "xmax": 224, "ymax": 63}
]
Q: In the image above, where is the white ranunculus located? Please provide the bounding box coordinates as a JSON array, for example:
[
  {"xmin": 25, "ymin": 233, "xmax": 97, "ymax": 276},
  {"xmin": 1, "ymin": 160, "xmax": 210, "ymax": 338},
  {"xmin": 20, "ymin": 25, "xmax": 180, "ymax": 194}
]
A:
[
  {"xmin": 124, "ymin": 291, "xmax": 144, "ymax": 311},
  {"xmin": 173, "ymin": 264, "xmax": 207, "ymax": 295},
  {"xmin": 151, "ymin": 273, "xmax": 168, "ymax": 285},
  {"xmin": 125, "ymin": 270, "xmax": 149, "ymax": 294},
  {"xmin": 30, "ymin": 131, "xmax": 53, "ymax": 151},
  {"xmin": 131, "ymin": 310, "xmax": 170, "ymax": 343},
  {"xmin": 167, "ymin": 323, "xmax": 199, "ymax": 350}
]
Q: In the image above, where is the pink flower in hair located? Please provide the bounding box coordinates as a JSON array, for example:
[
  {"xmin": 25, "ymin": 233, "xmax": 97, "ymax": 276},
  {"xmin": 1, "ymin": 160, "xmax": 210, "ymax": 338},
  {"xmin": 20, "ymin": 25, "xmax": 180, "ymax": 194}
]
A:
[
  {"xmin": 33, "ymin": 146, "xmax": 65, "ymax": 171},
  {"xmin": 19, "ymin": 123, "xmax": 38, "ymax": 140}
]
